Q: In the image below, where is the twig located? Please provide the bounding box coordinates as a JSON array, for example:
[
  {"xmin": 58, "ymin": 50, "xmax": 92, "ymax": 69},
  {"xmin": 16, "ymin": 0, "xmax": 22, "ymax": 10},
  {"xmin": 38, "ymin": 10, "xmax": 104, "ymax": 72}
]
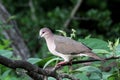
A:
[
  {"xmin": 29, "ymin": 0, "xmax": 37, "ymax": 21},
  {"xmin": 54, "ymin": 57, "xmax": 120, "ymax": 70},
  {"xmin": 64, "ymin": 0, "xmax": 83, "ymax": 28}
]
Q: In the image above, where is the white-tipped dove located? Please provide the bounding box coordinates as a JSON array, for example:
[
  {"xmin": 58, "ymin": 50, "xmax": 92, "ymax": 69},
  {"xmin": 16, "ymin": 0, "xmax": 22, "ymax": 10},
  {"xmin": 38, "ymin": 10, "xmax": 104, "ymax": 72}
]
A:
[{"xmin": 39, "ymin": 27, "xmax": 103, "ymax": 66}]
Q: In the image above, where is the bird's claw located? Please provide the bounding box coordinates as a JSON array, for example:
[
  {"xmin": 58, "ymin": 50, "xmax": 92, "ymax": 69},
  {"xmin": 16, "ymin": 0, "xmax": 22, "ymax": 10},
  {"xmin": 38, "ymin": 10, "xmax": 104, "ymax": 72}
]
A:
[{"xmin": 53, "ymin": 61, "xmax": 67, "ymax": 71}]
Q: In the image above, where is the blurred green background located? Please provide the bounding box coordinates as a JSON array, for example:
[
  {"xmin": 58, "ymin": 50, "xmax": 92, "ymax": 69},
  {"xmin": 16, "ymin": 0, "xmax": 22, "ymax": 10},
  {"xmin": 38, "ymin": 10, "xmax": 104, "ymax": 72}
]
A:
[
  {"xmin": 2, "ymin": 0, "xmax": 120, "ymax": 58},
  {"xmin": 0, "ymin": 0, "xmax": 120, "ymax": 80}
]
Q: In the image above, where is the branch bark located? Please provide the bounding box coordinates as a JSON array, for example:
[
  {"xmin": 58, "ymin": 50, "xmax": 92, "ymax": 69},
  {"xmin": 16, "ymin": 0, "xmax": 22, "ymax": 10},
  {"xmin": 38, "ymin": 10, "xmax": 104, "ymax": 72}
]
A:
[
  {"xmin": 0, "ymin": 55, "xmax": 79, "ymax": 80},
  {"xmin": 0, "ymin": 54, "xmax": 119, "ymax": 80},
  {"xmin": 0, "ymin": 2, "xmax": 30, "ymax": 60},
  {"xmin": 61, "ymin": 56, "xmax": 119, "ymax": 66},
  {"xmin": 64, "ymin": 0, "xmax": 83, "ymax": 28}
]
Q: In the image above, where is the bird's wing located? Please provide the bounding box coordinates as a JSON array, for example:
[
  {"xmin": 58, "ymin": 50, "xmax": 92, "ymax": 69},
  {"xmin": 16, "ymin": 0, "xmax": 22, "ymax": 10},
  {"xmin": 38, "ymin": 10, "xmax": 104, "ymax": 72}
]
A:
[{"xmin": 54, "ymin": 35, "xmax": 92, "ymax": 55}]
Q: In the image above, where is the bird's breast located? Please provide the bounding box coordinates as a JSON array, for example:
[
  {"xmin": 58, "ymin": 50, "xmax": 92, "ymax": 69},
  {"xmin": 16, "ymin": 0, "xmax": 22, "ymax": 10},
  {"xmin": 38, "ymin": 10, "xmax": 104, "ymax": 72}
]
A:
[{"xmin": 46, "ymin": 39, "xmax": 56, "ymax": 54}]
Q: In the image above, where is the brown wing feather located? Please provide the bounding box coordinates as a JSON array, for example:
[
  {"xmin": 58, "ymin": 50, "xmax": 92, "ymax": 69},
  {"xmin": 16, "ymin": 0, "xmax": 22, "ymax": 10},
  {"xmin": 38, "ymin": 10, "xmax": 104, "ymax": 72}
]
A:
[{"xmin": 54, "ymin": 35, "xmax": 91, "ymax": 55}]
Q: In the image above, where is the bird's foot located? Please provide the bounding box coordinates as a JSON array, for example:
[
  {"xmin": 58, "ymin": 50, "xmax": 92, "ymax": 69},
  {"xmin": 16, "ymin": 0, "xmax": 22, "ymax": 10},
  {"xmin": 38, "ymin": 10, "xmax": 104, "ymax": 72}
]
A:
[
  {"xmin": 53, "ymin": 61, "xmax": 67, "ymax": 70},
  {"xmin": 58, "ymin": 61, "xmax": 67, "ymax": 65},
  {"xmin": 56, "ymin": 61, "xmax": 67, "ymax": 68},
  {"xmin": 53, "ymin": 61, "xmax": 73, "ymax": 71}
]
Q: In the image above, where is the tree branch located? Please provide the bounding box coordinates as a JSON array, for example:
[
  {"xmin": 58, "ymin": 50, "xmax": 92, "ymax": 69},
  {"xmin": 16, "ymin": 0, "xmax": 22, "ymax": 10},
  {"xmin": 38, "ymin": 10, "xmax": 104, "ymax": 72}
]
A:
[
  {"xmin": 0, "ymin": 55, "xmax": 119, "ymax": 80},
  {"xmin": 61, "ymin": 56, "xmax": 119, "ymax": 66},
  {"xmin": 64, "ymin": 0, "xmax": 83, "ymax": 28},
  {"xmin": 0, "ymin": 2, "xmax": 30, "ymax": 60},
  {"xmin": 0, "ymin": 55, "xmax": 79, "ymax": 80},
  {"xmin": 53, "ymin": 57, "xmax": 119, "ymax": 70}
]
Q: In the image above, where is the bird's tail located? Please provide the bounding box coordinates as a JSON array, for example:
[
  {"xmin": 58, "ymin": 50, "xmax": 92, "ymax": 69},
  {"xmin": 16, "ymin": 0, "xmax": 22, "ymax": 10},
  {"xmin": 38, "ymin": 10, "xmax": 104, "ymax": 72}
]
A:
[{"xmin": 85, "ymin": 52, "xmax": 104, "ymax": 61}]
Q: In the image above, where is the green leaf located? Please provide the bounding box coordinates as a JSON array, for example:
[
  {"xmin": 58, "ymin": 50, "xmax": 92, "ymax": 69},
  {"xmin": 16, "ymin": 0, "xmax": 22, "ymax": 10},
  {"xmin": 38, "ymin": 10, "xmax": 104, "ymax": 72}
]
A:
[
  {"xmin": 75, "ymin": 66, "xmax": 101, "ymax": 73},
  {"xmin": 89, "ymin": 73, "xmax": 101, "ymax": 80},
  {"xmin": 108, "ymin": 40, "xmax": 113, "ymax": 50},
  {"xmin": 85, "ymin": 35, "xmax": 91, "ymax": 39},
  {"xmin": 43, "ymin": 57, "xmax": 62, "ymax": 69},
  {"xmin": 92, "ymin": 49, "xmax": 109, "ymax": 54},
  {"xmin": 48, "ymin": 77, "xmax": 56, "ymax": 80},
  {"xmin": 102, "ymin": 72, "xmax": 112, "ymax": 80},
  {"xmin": 74, "ymin": 73, "xmax": 89, "ymax": 80},
  {"xmin": 114, "ymin": 38, "xmax": 119, "ymax": 47},
  {"xmin": 79, "ymin": 38, "xmax": 109, "ymax": 50},
  {"xmin": 107, "ymin": 73, "xmax": 118, "ymax": 80},
  {"xmin": 0, "ymin": 70, "xmax": 11, "ymax": 80},
  {"xmin": 56, "ymin": 30, "xmax": 67, "ymax": 37},
  {"xmin": 0, "ymin": 50, "xmax": 13, "ymax": 58},
  {"xmin": 70, "ymin": 29, "xmax": 76, "ymax": 39},
  {"xmin": 38, "ymin": 56, "xmax": 54, "ymax": 67},
  {"xmin": 7, "ymin": 15, "xmax": 17, "ymax": 22},
  {"xmin": 115, "ymin": 44, "xmax": 120, "ymax": 56},
  {"xmin": 27, "ymin": 58, "xmax": 42, "ymax": 64}
]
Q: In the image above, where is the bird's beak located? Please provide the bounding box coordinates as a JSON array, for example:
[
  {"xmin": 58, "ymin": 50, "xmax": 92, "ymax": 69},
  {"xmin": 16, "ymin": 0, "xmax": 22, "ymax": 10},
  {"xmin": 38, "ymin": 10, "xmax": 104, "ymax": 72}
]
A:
[
  {"xmin": 39, "ymin": 31, "xmax": 43, "ymax": 37},
  {"xmin": 38, "ymin": 31, "xmax": 42, "ymax": 39}
]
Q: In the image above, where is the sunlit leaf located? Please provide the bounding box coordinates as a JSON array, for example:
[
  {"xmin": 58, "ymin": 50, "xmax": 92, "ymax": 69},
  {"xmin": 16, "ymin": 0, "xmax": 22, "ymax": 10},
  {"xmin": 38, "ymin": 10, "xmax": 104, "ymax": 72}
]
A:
[
  {"xmin": 0, "ymin": 50, "xmax": 13, "ymax": 58},
  {"xmin": 92, "ymin": 49, "xmax": 109, "ymax": 54},
  {"xmin": 56, "ymin": 30, "xmax": 67, "ymax": 37},
  {"xmin": 43, "ymin": 57, "xmax": 62, "ymax": 69},
  {"xmin": 115, "ymin": 44, "xmax": 120, "ymax": 56},
  {"xmin": 27, "ymin": 58, "xmax": 42, "ymax": 64},
  {"xmin": 79, "ymin": 38, "xmax": 109, "ymax": 50},
  {"xmin": 114, "ymin": 38, "xmax": 119, "ymax": 47},
  {"xmin": 48, "ymin": 77, "xmax": 56, "ymax": 80}
]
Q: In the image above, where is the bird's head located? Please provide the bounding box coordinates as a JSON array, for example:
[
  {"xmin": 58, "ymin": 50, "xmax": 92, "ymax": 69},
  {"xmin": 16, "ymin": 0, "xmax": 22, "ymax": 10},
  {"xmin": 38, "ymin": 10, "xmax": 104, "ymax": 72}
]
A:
[{"xmin": 39, "ymin": 27, "xmax": 52, "ymax": 38}]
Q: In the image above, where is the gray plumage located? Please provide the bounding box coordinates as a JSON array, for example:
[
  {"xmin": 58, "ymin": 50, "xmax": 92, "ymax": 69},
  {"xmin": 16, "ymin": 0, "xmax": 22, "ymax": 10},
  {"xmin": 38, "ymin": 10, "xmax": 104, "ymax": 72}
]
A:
[
  {"xmin": 39, "ymin": 27, "xmax": 103, "ymax": 63},
  {"xmin": 54, "ymin": 35, "xmax": 91, "ymax": 54}
]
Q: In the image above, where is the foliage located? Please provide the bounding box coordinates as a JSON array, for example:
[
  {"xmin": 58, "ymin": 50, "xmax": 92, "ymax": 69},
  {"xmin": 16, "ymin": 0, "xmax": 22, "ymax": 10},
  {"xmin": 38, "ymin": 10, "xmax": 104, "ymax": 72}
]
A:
[
  {"xmin": 0, "ymin": 32, "xmax": 120, "ymax": 80},
  {"xmin": 27, "ymin": 30, "xmax": 120, "ymax": 80},
  {"xmin": 0, "ymin": 0, "xmax": 120, "ymax": 80},
  {"xmin": 1, "ymin": 0, "xmax": 120, "ymax": 58},
  {"xmin": 0, "ymin": 39, "xmax": 31, "ymax": 80}
]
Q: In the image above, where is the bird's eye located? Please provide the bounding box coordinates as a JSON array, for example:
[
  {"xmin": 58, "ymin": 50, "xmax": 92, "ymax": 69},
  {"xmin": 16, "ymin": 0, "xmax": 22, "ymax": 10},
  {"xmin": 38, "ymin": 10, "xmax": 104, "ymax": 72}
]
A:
[{"xmin": 42, "ymin": 32, "xmax": 45, "ymax": 34}]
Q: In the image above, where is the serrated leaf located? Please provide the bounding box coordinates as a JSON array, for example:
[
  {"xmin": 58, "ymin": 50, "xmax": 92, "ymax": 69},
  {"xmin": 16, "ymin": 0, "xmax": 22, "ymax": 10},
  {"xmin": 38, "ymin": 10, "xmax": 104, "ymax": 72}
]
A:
[
  {"xmin": 27, "ymin": 58, "xmax": 42, "ymax": 64},
  {"xmin": 0, "ymin": 50, "xmax": 13, "ymax": 58}
]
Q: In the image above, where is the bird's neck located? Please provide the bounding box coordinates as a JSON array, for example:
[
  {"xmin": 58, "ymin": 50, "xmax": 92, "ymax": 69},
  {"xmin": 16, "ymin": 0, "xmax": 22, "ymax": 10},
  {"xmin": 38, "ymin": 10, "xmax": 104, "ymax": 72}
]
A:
[
  {"xmin": 44, "ymin": 34, "xmax": 54, "ymax": 46},
  {"xmin": 45, "ymin": 34, "xmax": 55, "ymax": 51},
  {"xmin": 44, "ymin": 33, "xmax": 53, "ymax": 40}
]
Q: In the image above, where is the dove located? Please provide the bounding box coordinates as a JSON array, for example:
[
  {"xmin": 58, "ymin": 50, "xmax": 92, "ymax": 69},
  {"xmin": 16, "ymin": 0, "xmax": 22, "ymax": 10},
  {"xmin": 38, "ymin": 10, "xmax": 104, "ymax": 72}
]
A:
[{"xmin": 39, "ymin": 27, "xmax": 103, "ymax": 66}]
